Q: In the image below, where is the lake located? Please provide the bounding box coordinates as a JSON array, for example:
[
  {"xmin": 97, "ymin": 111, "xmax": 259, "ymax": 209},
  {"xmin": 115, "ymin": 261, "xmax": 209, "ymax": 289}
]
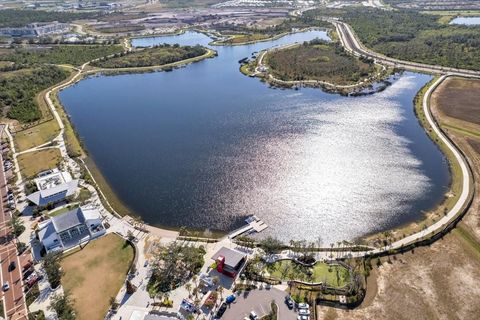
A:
[
  {"xmin": 449, "ymin": 17, "xmax": 480, "ymax": 25},
  {"xmin": 59, "ymin": 30, "xmax": 450, "ymax": 243}
]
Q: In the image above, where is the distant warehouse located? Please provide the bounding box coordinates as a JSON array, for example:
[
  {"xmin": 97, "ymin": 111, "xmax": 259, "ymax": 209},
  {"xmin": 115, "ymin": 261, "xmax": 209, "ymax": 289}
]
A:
[{"xmin": 0, "ymin": 21, "xmax": 70, "ymax": 37}]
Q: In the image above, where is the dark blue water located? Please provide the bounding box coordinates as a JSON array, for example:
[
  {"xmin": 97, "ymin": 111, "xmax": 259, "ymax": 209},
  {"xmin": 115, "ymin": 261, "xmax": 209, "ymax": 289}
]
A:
[{"xmin": 59, "ymin": 31, "xmax": 450, "ymax": 243}]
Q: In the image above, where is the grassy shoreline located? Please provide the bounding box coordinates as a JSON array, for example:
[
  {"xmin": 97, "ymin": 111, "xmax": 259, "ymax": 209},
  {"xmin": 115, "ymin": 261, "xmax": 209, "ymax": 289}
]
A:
[
  {"xmin": 361, "ymin": 75, "xmax": 472, "ymax": 245},
  {"xmin": 10, "ymin": 31, "xmax": 468, "ymax": 246}
]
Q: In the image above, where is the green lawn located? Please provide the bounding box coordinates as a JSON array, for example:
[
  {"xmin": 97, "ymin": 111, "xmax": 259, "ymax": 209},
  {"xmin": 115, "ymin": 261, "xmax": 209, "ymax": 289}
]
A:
[
  {"xmin": 265, "ymin": 260, "xmax": 350, "ymax": 288},
  {"xmin": 48, "ymin": 205, "xmax": 79, "ymax": 217},
  {"xmin": 61, "ymin": 234, "xmax": 134, "ymax": 320}
]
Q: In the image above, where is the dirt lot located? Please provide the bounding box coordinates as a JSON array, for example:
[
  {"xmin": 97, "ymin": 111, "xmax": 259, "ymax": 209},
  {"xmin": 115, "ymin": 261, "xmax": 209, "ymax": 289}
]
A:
[
  {"xmin": 433, "ymin": 77, "xmax": 480, "ymax": 126},
  {"xmin": 317, "ymin": 232, "xmax": 480, "ymax": 320},
  {"xmin": 316, "ymin": 76, "xmax": 480, "ymax": 320},
  {"xmin": 61, "ymin": 234, "xmax": 134, "ymax": 320}
]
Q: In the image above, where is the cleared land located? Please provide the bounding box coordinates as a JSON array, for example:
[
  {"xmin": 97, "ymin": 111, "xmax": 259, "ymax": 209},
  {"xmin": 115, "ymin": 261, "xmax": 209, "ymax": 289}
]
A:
[
  {"xmin": 317, "ymin": 231, "xmax": 480, "ymax": 320},
  {"xmin": 91, "ymin": 44, "xmax": 207, "ymax": 68},
  {"xmin": 61, "ymin": 234, "xmax": 134, "ymax": 320},
  {"xmin": 17, "ymin": 148, "xmax": 62, "ymax": 179},
  {"xmin": 265, "ymin": 40, "xmax": 375, "ymax": 85},
  {"xmin": 433, "ymin": 77, "xmax": 480, "ymax": 126},
  {"xmin": 431, "ymin": 77, "xmax": 480, "ymax": 241}
]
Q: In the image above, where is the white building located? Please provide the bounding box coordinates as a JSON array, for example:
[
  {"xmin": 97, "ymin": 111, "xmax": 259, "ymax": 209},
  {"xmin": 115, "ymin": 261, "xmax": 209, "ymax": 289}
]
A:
[
  {"xmin": 27, "ymin": 169, "xmax": 78, "ymax": 207},
  {"xmin": 0, "ymin": 21, "xmax": 69, "ymax": 37},
  {"xmin": 38, "ymin": 206, "xmax": 106, "ymax": 253}
]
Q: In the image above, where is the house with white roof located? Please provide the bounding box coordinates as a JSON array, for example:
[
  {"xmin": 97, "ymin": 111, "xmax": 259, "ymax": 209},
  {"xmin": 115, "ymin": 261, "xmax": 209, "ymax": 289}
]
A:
[
  {"xmin": 37, "ymin": 206, "xmax": 106, "ymax": 253},
  {"xmin": 27, "ymin": 169, "xmax": 79, "ymax": 207}
]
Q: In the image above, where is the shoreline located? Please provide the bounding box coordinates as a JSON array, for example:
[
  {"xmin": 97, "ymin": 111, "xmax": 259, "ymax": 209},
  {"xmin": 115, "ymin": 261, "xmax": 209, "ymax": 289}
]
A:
[
  {"xmin": 13, "ymin": 30, "xmax": 470, "ymax": 248},
  {"xmin": 243, "ymin": 42, "xmax": 393, "ymax": 95}
]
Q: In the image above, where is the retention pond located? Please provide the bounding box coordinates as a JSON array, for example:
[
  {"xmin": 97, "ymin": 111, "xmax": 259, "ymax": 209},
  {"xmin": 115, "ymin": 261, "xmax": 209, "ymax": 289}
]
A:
[{"xmin": 59, "ymin": 30, "xmax": 450, "ymax": 243}]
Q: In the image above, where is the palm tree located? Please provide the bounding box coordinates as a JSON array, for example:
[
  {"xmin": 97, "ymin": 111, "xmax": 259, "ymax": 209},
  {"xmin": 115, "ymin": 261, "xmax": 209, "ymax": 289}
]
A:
[
  {"xmin": 185, "ymin": 282, "xmax": 192, "ymax": 298},
  {"xmin": 217, "ymin": 286, "xmax": 224, "ymax": 301}
]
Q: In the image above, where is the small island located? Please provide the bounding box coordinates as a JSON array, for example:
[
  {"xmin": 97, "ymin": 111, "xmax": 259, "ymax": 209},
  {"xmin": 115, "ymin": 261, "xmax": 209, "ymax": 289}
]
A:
[{"xmin": 243, "ymin": 38, "xmax": 390, "ymax": 94}]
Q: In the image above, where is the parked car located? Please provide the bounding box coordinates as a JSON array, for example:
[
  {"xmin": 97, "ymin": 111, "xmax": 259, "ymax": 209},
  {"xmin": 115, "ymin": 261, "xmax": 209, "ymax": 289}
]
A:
[
  {"xmin": 22, "ymin": 260, "xmax": 33, "ymax": 272},
  {"xmin": 225, "ymin": 294, "xmax": 236, "ymax": 304},
  {"xmin": 25, "ymin": 273, "xmax": 39, "ymax": 287},
  {"xmin": 215, "ymin": 303, "xmax": 227, "ymax": 318},
  {"xmin": 298, "ymin": 303, "xmax": 309, "ymax": 309},
  {"xmin": 8, "ymin": 261, "xmax": 16, "ymax": 272},
  {"xmin": 2, "ymin": 282, "xmax": 9, "ymax": 291},
  {"xmin": 250, "ymin": 311, "xmax": 258, "ymax": 319},
  {"xmin": 297, "ymin": 316, "xmax": 309, "ymax": 320},
  {"xmin": 285, "ymin": 296, "xmax": 294, "ymax": 309},
  {"xmin": 298, "ymin": 309, "xmax": 310, "ymax": 316},
  {"xmin": 23, "ymin": 268, "xmax": 35, "ymax": 280}
]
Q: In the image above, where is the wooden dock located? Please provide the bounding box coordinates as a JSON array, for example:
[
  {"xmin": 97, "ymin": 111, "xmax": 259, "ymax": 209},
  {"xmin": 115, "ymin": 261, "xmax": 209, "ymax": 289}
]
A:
[{"xmin": 228, "ymin": 215, "xmax": 268, "ymax": 239}]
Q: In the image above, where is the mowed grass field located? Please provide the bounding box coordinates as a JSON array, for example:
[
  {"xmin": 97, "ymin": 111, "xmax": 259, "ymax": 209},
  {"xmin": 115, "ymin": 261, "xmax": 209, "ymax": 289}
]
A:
[
  {"xmin": 17, "ymin": 148, "xmax": 62, "ymax": 178},
  {"xmin": 61, "ymin": 234, "xmax": 134, "ymax": 320}
]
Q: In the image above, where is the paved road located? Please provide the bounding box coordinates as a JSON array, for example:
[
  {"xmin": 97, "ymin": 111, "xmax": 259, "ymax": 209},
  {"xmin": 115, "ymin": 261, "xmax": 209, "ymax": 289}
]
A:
[
  {"xmin": 332, "ymin": 19, "xmax": 480, "ymax": 78},
  {"xmin": 222, "ymin": 287, "xmax": 297, "ymax": 320},
  {"xmin": 0, "ymin": 127, "xmax": 28, "ymax": 320}
]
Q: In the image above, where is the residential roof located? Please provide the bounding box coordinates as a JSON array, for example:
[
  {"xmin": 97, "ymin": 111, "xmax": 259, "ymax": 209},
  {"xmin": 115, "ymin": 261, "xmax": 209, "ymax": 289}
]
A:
[
  {"xmin": 51, "ymin": 207, "xmax": 85, "ymax": 233},
  {"xmin": 211, "ymin": 247, "xmax": 246, "ymax": 268}
]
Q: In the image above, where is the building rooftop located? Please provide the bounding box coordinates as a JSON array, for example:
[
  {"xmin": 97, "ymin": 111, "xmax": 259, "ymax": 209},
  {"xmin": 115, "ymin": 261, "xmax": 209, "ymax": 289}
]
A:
[
  {"xmin": 211, "ymin": 247, "xmax": 246, "ymax": 268},
  {"xmin": 51, "ymin": 207, "xmax": 85, "ymax": 233},
  {"xmin": 27, "ymin": 169, "xmax": 78, "ymax": 206}
]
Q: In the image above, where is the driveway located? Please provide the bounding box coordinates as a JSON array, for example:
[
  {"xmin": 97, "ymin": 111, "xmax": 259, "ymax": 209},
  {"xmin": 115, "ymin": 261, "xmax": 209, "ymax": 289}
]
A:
[{"xmin": 222, "ymin": 287, "xmax": 296, "ymax": 320}]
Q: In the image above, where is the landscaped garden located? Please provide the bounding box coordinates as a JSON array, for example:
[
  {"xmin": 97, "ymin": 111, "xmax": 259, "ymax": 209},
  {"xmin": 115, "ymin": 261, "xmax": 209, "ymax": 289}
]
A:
[
  {"xmin": 61, "ymin": 234, "xmax": 134, "ymax": 320},
  {"xmin": 248, "ymin": 257, "xmax": 351, "ymax": 288}
]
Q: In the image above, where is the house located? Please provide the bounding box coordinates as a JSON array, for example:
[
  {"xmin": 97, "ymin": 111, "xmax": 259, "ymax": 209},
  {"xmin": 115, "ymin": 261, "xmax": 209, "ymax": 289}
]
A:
[
  {"xmin": 211, "ymin": 247, "xmax": 246, "ymax": 278},
  {"xmin": 37, "ymin": 206, "xmax": 105, "ymax": 253},
  {"xmin": 27, "ymin": 169, "xmax": 78, "ymax": 207}
]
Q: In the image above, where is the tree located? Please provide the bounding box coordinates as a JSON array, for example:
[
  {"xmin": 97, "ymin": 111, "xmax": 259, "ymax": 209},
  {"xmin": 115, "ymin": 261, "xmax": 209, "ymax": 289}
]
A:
[
  {"xmin": 48, "ymin": 293, "xmax": 75, "ymax": 320},
  {"xmin": 259, "ymin": 237, "xmax": 283, "ymax": 257},
  {"xmin": 43, "ymin": 252, "xmax": 63, "ymax": 289},
  {"xmin": 9, "ymin": 213, "xmax": 25, "ymax": 237},
  {"xmin": 185, "ymin": 282, "xmax": 192, "ymax": 297}
]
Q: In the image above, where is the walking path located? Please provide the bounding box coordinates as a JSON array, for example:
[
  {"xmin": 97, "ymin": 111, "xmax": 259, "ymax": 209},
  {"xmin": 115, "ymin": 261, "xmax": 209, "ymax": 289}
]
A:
[{"xmin": 2, "ymin": 20, "xmax": 477, "ymax": 319}]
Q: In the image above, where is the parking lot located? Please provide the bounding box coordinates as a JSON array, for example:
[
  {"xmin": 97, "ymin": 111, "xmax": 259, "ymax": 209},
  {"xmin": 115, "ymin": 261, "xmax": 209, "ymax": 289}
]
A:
[{"xmin": 222, "ymin": 287, "xmax": 297, "ymax": 320}]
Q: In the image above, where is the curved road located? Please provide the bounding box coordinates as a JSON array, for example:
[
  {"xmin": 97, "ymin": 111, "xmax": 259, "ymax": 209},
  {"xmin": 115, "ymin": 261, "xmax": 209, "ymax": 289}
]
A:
[
  {"xmin": 324, "ymin": 19, "xmax": 476, "ymax": 257},
  {"xmin": 332, "ymin": 19, "xmax": 480, "ymax": 78}
]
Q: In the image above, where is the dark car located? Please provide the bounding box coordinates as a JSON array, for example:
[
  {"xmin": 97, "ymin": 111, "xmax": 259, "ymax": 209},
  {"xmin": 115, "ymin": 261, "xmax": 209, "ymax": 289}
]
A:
[
  {"xmin": 285, "ymin": 296, "xmax": 294, "ymax": 309},
  {"xmin": 215, "ymin": 303, "xmax": 227, "ymax": 318},
  {"xmin": 8, "ymin": 261, "xmax": 16, "ymax": 272}
]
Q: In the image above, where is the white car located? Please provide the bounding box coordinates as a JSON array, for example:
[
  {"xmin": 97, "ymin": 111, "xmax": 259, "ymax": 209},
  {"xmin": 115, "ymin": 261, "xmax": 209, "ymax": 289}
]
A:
[
  {"xmin": 2, "ymin": 282, "xmax": 9, "ymax": 291},
  {"xmin": 298, "ymin": 303, "xmax": 309, "ymax": 309},
  {"xmin": 249, "ymin": 311, "xmax": 258, "ymax": 319},
  {"xmin": 298, "ymin": 309, "xmax": 310, "ymax": 316},
  {"xmin": 297, "ymin": 316, "xmax": 309, "ymax": 320}
]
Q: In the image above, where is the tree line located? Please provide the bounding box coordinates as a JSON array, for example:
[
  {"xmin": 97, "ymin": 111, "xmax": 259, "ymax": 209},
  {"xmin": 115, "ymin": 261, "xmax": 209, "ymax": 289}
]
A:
[{"xmin": 91, "ymin": 44, "xmax": 207, "ymax": 69}]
